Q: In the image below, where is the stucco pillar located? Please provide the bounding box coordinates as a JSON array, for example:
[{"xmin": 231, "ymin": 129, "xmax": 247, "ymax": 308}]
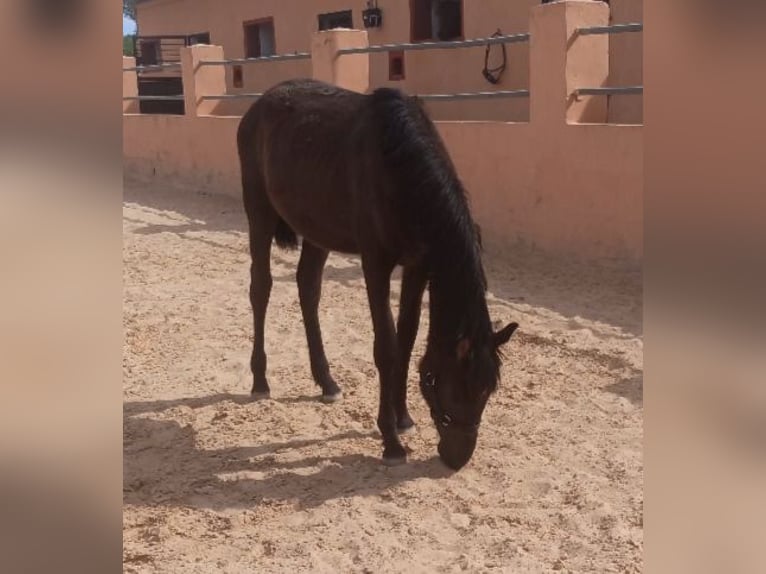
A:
[
  {"xmin": 180, "ymin": 44, "xmax": 226, "ymax": 117},
  {"xmin": 530, "ymin": 1, "xmax": 610, "ymax": 125},
  {"xmin": 311, "ymin": 30, "xmax": 370, "ymax": 93},
  {"xmin": 123, "ymin": 56, "xmax": 138, "ymax": 114}
]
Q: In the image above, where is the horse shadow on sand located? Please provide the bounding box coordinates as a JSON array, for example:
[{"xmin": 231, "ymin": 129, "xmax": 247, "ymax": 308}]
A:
[
  {"xmin": 604, "ymin": 374, "xmax": 643, "ymax": 407},
  {"xmin": 124, "ymin": 393, "xmax": 452, "ymax": 513}
]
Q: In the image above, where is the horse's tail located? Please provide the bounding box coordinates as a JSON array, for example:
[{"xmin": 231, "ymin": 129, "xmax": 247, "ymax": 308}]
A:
[{"xmin": 274, "ymin": 218, "xmax": 298, "ymax": 250}]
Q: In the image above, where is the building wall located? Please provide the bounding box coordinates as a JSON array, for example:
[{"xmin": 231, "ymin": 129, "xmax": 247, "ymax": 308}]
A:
[
  {"xmin": 137, "ymin": 0, "xmax": 543, "ymax": 121},
  {"xmin": 136, "ymin": 0, "xmax": 212, "ymax": 38}
]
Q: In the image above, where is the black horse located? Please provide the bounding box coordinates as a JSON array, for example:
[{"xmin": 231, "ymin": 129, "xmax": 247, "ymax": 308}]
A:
[{"xmin": 237, "ymin": 79, "xmax": 517, "ymax": 470}]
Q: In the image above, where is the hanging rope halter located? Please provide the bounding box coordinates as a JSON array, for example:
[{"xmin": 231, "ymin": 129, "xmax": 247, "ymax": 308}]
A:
[{"xmin": 482, "ymin": 29, "xmax": 507, "ymax": 85}]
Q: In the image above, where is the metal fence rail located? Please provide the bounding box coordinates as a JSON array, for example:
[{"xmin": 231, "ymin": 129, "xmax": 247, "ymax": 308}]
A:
[
  {"xmin": 577, "ymin": 23, "xmax": 643, "ymax": 36},
  {"xmin": 200, "ymin": 93, "xmax": 264, "ymax": 101},
  {"xmin": 123, "ymin": 63, "xmax": 183, "ymax": 73},
  {"xmin": 338, "ymin": 33, "xmax": 530, "ymax": 55},
  {"xmin": 123, "ymin": 33, "xmax": 644, "ymax": 106},
  {"xmin": 125, "ymin": 35, "xmax": 533, "ymax": 105},
  {"xmin": 575, "ymin": 86, "xmax": 643, "ymax": 97},
  {"xmin": 199, "ymin": 52, "xmax": 311, "ymax": 67},
  {"xmin": 333, "ymin": 34, "xmax": 531, "ymax": 102},
  {"xmin": 123, "ymin": 95, "xmax": 185, "ymax": 101},
  {"xmin": 418, "ymin": 90, "xmax": 529, "ymax": 102},
  {"xmin": 199, "ymin": 89, "xmax": 530, "ymax": 103},
  {"xmin": 573, "ymin": 24, "xmax": 643, "ymax": 99}
]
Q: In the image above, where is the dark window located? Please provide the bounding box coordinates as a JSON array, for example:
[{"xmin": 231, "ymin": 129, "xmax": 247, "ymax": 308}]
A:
[
  {"xmin": 244, "ymin": 19, "xmax": 276, "ymax": 58},
  {"xmin": 411, "ymin": 0, "xmax": 462, "ymax": 42},
  {"xmin": 411, "ymin": 0, "xmax": 431, "ymax": 41},
  {"xmin": 389, "ymin": 51, "xmax": 405, "ymax": 80},
  {"xmin": 188, "ymin": 32, "xmax": 211, "ymax": 45},
  {"xmin": 233, "ymin": 65, "xmax": 244, "ymax": 88},
  {"xmin": 318, "ymin": 10, "xmax": 353, "ymax": 31},
  {"xmin": 139, "ymin": 40, "xmax": 160, "ymax": 66}
]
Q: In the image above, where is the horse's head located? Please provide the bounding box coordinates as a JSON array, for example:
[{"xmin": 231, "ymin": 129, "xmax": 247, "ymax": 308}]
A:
[{"xmin": 419, "ymin": 321, "xmax": 518, "ymax": 470}]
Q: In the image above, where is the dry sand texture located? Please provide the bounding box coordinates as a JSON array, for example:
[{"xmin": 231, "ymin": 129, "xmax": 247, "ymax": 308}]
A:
[{"xmin": 123, "ymin": 180, "xmax": 643, "ymax": 573}]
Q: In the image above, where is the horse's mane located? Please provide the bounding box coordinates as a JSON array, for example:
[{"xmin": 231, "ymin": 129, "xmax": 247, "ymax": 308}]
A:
[{"xmin": 369, "ymin": 88, "xmax": 499, "ymax": 378}]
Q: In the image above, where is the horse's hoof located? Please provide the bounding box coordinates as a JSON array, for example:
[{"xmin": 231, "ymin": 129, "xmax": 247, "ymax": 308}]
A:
[
  {"xmin": 397, "ymin": 415, "xmax": 416, "ymax": 435},
  {"xmin": 382, "ymin": 444, "xmax": 408, "ymax": 466},
  {"xmin": 382, "ymin": 454, "xmax": 407, "ymax": 467},
  {"xmin": 320, "ymin": 391, "xmax": 343, "ymax": 404},
  {"xmin": 251, "ymin": 391, "xmax": 271, "ymax": 401}
]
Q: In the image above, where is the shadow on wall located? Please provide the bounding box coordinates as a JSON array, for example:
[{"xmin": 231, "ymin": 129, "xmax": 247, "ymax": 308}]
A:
[{"xmin": 124, "ymin": 181, "xmax": 642, "ymax": 336}]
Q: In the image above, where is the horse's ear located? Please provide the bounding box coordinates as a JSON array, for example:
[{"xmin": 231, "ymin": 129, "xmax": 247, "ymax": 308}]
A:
[
  {"xmin": 456, "ymin": 338, "xmax": 472, "ymax": 362},
  {"xmin": 493, "ymin": 322, "xmax": 519, "ymax": 348}
]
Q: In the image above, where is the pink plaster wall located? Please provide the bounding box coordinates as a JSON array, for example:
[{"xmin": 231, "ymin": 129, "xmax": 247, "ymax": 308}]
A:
[
  {"xmin": 123, "ymin": 56, "xmax": 139, "ymax": 113},
  {"xmin": 124, "ymin": 114, "xmax": 240, "ymax": 196},
  {"xmin": 123, "ymin": 115, "xmax": 642, "ymax": 261},
  {"xmin": 437, "ymin": 121, "xmax": 642, "ymax": 259}
]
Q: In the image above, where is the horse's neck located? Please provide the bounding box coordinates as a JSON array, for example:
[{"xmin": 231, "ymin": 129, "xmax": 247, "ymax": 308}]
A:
[{"xmin": 426, "ymin": 253, "xmax": 489, "ymax": 346}]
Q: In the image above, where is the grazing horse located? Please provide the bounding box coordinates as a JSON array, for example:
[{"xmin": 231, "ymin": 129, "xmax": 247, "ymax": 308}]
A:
[{"xmin": 237, "ymin": 79, "xmax": 518, "ymax": 470}]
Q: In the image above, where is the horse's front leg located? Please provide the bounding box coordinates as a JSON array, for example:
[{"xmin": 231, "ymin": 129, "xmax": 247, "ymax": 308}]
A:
[
  {"xmin": 361, "ymin": 256, "xmax": 407, "ymax": 464},
  {"xmin": 395, "ymin": 265, "xmax": 428, "ymax": 433}
]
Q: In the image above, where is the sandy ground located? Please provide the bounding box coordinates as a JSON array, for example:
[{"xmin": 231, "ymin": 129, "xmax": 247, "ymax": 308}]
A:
[{"xmin": 123, "ymin": 180, "xmax": 643, "ymax": 573}]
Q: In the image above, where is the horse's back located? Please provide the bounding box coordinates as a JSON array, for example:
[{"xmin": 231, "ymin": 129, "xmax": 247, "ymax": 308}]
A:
[{"xmin": 238, "ymin": 80, "xmax": 380, "ymax": 254}]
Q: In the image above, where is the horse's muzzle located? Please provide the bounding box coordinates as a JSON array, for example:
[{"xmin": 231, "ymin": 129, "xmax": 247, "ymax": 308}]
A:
[{"xmin": 437, "ymin": 428, "xmax": 478, "ymax": 470}]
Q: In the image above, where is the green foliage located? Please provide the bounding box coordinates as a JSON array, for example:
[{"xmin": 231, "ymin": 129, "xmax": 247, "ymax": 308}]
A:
[{"xmin": 123, "ymin": 34, "xmax": 136, "ymax": 57}]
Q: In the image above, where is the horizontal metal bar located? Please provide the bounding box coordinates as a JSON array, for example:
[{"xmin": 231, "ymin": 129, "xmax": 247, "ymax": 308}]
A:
[
  {"xmin": 577, "ymin": 23, "xmax": 643, "ymax": 36},
  {"xmin": 575, "ymin": 86, "xmax": 643, "ymax": 96},
  {"xmin": 200, "ymin": 93, "xmax": 264, "ymax": 100},
  {"xmin": 123, "ymin": 95, "xmax": 185, "ymax": 101},
  {"xmin": 199, "ymin": 52, "xmax": 311, "ymax": 67},
  {"xmin": 200, "ymin": 90, "xmax": 530, "ymax": 103},
  {"xmin": 338, "ymin": 33, "xmax": 530, "ymax": 55},
  {"xmin": 417, "ymin": 90, "xmax": 530, "ymax": 102},
  {"xmin": 123, "ymin": 63, "xmax": 182, "ymax": 72},
  {"xmin": 134, "ymin": 35, "xmax": 189, "ymax": 41}
]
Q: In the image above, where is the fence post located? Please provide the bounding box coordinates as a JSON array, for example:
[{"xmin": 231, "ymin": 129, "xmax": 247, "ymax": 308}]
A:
[
  {"xmin": 530, "ymin": 0, "xmax": 610, "ymax": 125},
  {"xmin": 123, "ymin": 56, "xmax": 138, "ymax": 114},
  {"xmin": 180, "ymin": 44, "xmax": 227, "ymax": 117},
  {"xmin": 311, "ymin": 29, "xmax": 370, "ymax": 92}
]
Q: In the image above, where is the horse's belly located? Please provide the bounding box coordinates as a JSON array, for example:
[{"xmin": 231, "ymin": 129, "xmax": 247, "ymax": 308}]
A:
[
  {"xmin": 267, "ymin": 185, "xmax": 360, "ymax": 254},
  {"xmin": 260, "ymin": 127, "xmax": 364, "ymax": 254}
]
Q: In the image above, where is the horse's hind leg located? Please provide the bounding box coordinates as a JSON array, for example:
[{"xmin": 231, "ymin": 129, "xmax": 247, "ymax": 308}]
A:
[
  {"xmin": 243, "ymin": 175, "xmax": 278, "ymax": 399},
  {"xmin": 248, "ymin": 220, "xmax": 276, "ymax": 399},
  {"xmin": 297, "ymin": 241, "xmax": 342, "ymax": 402}
]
